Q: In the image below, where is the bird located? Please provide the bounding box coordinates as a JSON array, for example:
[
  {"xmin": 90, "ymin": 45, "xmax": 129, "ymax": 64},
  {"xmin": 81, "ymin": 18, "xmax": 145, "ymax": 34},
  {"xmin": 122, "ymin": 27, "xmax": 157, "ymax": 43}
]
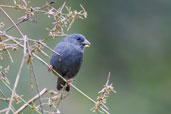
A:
[{"xmin": 49, "ymin": 34, "xmax": 90, "ymax": 91}]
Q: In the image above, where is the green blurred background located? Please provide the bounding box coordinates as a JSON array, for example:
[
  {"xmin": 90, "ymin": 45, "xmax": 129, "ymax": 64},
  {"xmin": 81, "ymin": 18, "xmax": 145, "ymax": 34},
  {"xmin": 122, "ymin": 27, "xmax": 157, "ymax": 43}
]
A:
[{"xmin": 1, "ymin": 0, "xmax": 171, "ymax": 114}]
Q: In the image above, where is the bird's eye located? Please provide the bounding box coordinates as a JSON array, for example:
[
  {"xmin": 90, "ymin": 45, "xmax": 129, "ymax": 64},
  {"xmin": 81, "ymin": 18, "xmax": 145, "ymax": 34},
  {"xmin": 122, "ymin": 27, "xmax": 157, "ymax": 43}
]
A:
[{"xmin": 77, "ymin": 37, "xmax": 81, "ymax": 40}]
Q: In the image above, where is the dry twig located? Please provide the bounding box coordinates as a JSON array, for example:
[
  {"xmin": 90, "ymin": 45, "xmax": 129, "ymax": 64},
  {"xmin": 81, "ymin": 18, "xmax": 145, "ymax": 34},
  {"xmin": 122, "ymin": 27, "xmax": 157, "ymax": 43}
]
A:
[
  {"xmin": 16, "ymin": 88, "xmax": 48, "ymax": 114},
  {"xmin": 91, "ymin": 72, "xmax": 116, "ymax": 114}
]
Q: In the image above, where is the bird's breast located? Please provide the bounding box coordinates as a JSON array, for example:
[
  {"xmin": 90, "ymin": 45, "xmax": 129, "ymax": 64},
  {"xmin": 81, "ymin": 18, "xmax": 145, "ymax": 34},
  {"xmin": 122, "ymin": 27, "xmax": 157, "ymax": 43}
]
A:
[{"xmin": 58, "ymin": 51, "xmax": 83, "ymax": 78}]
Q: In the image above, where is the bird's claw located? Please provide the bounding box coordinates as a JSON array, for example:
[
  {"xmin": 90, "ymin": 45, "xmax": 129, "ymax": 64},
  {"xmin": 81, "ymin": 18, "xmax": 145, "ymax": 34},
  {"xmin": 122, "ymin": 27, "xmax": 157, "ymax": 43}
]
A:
[{"xmin": 48, "ymin": 65, "xmax": 53, "ymax": 72}]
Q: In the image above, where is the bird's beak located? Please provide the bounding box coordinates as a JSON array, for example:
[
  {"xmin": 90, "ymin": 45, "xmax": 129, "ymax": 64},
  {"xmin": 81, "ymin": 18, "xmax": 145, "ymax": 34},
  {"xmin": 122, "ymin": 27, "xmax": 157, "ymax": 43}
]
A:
[{"xmin": 83, "ymin": 39, "xmax": 91, "ymax": 47}]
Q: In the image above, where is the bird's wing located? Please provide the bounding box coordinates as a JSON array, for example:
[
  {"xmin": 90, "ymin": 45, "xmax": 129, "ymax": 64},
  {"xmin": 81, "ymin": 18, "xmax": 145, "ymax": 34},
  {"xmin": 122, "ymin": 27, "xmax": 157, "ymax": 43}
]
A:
[{"xmin": 50, "ymin": 42, "xmax": 83, "ymax": 77}]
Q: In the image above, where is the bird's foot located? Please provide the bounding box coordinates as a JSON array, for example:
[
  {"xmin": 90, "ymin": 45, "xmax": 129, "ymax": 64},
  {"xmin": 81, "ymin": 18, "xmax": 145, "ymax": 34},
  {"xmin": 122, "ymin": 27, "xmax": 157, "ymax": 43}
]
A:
[
  {"xmin": 48, "ymin": 65, "xmax": 53, "ymax": 72},
  {"xmin": 67, "ymin": 79, "xmax": 74, "ymax": 85}
]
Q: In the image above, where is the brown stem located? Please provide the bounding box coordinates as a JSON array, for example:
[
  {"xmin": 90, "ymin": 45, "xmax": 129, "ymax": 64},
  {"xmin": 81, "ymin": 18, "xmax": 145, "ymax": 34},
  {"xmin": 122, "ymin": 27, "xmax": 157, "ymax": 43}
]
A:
[
  {"xmin": 6, "ymin": 55, "xmax": 26, "ymax": 114},
  {"xmin": 0, "ymin": 7, "xmax": 24, "ymax": 37},
  {"xmin": 16, "ymin": 88, "xmax": 48, "ymax": 114},
  {"xmin": 30, "ymin": 58, "xmax": 44, "ymax": 114}
]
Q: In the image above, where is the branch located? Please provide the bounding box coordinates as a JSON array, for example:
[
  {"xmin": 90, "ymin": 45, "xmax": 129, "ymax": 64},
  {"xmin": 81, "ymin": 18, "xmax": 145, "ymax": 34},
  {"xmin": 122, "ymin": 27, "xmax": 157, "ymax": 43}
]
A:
[
  {"xmin": 0, "ymin": 79, "xmax": 41, "ymax": 114},
  {"xmin": 0, "ymin": 5, "xmax": 17, "ymax": 9},
  {"xmin": 38, "ymin": 41, "xmax": 60, "ymax": 56},
  {"xmin": 4, "ymin": 19, "xmax": 28, "ymax": 33},
  {"xmin": 0, "ymin": 7, "xmax": 24, "ymax": 37},
  {"xmin": 6, "ymin": 50, "xmax": 14, "ymax": 63},
  {"xmin": 34, "ymin": 0, "xmax": 55, "ymax": 10},
  {"xmin": 2, "ymin": 18, "xmax": 38, "ymax": 34},
  {"xmin": 29, "ymin": 56, "xmax": 44, "ymax": 114},
  {"xmin": 5, "ymin": 55, "xmax": 25, "ymax": 114},
  {"xmin": 16, "ymin": 88, "xmax": 48, "ymax": 114}
]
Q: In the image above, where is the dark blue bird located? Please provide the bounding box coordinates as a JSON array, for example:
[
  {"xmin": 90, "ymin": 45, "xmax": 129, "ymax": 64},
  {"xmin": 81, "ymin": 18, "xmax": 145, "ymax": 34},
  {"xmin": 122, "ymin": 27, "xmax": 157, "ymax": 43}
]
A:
[{"xmin": 49, "ymin": 34, "xmax": 90, "ymax": 91}]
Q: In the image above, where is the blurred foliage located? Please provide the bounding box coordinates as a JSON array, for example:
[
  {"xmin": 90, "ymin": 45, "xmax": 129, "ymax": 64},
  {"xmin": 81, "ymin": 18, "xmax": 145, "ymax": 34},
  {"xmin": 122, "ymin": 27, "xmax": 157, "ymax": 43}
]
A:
[{"xmin": 1, "ymin": 0, "xmax": 171, "ymax": 114}]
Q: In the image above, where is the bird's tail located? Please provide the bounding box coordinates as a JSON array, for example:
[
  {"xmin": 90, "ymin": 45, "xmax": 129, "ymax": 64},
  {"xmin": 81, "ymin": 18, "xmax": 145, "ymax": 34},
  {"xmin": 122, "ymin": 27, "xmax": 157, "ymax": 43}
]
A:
[{"xmin": 57, "ymin": 78, "xmax": 70, "ymax": 91}]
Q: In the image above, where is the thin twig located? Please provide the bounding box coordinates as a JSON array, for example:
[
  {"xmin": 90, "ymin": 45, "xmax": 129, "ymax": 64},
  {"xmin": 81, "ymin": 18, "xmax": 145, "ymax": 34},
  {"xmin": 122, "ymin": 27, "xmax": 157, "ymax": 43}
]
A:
[
  {"xmin": 0, "ymin": 7, "xmax": 25, "ymax": 37},
  {"xmin": 6, "ymin": 55, "xmax": 25, "ymax": 114},
  {"xmin": 0, "ymin": 108, "xmax": 8, "ymax": 113},
  {"xmin": 16, "ymin": 88, "xmax": 48, "ymax": 114},
  {"xmin": 23, "ymin": 35, "xmax": 27, "ymax": 56},
  {"xmin": 26, "ymin": 39, "xmax": 44, "ymax": 113},
  {"xmin": 41, "ymin": 35, "xmax": 50, "ymax": 42},
  {"xmin": 30, "ymin": 59, "xmax": 44, "ymax": 114},
  {"xmin": 38, "ymin": 41, "xmax": 60, "ymax": 56},
  {"xmin": 0, "ymin": 97, "xmax": 10, "ymax": 102},
  {"xmin": 0, "ymin": 88, "xmax": 17, "ymax": 112},
  {"xmin": 0, "ymin": 89, "xmax": 6, "ymax": 98},
  {"xmin": 4, "ymin": 19, "xmax": 28, "ymax": 33},
  {"xmin": 35, "ymin": 0, "xmax": 55, "ymax": 10},
  {"xmin": 13, "ymin": 0, "xmax": 17, "ymax": 5},
  {"xmin": 6, "ymin": 50, "xmax": 14, "ymax": 63},
  {"xmin": 3, "ymin": 18, "xmax": 38, "ymax": 33},
  {"xmin": 0, "ymin": 5, "xmax": 17, "ymax": 9},
  {"xmin": 0, "ymin": 79, "xmax": 41, "ymax": 114}
]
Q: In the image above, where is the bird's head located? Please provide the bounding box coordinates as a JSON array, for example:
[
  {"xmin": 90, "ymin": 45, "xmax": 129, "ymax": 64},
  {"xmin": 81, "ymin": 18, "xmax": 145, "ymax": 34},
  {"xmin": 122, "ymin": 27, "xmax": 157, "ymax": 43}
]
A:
[{"xmin": 62, "ymin": 34, "xmax": 91, "ymax": 49}]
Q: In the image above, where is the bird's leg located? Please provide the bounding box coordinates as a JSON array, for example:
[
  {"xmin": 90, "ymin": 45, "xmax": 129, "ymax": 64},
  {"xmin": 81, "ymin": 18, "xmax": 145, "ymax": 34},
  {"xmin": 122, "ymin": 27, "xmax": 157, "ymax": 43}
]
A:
[{"xmin": 48, "ymin": 65, "xmax": 53, "ymax": 72}]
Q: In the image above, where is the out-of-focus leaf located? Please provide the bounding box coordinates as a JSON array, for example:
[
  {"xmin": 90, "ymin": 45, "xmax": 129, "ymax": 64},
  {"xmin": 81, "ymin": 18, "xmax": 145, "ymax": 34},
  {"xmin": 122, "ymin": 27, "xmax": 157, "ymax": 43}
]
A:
[{"xmin": 0, "ymin": 37, "xmax": 2, "ymax": 42}]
